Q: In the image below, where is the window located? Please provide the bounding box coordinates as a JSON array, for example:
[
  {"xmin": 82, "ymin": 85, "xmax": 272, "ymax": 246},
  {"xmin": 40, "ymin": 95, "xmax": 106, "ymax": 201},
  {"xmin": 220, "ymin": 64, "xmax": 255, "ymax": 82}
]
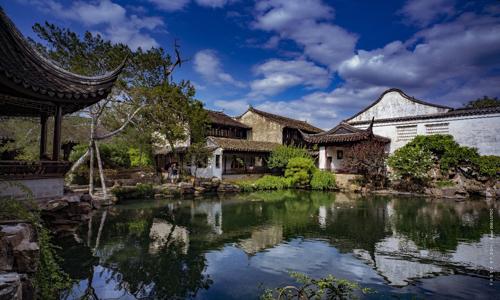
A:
[
  {"xmin": 337, "ymin": 150, "xmax": 343, "ymax": 160},
  {"xmin": 425, "ymin": 123, "xmax": 449, "ymax": 135},
  {"xmin": 215, "ymin": 155, "xmax": 220, "ymax": 168},
  {"xmin": 396, "ymin": 125, "xmax": 417, "ymax": 141}
]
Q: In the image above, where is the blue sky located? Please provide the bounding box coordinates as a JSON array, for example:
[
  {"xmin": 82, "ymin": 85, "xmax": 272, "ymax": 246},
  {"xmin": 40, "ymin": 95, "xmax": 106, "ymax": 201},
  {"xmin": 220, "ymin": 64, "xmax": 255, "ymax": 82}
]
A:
[{"xmin": 2, "ymin": 0, "xmax": 500, "ymax": 129}]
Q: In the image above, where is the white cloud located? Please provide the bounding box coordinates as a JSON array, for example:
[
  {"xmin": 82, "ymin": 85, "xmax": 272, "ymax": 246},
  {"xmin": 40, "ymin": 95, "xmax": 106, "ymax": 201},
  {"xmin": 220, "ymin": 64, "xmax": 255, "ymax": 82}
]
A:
[
  {"xmin": 149, "ymin": 0, "xmax": 190, "ymax": 11},
  {"xmin": 338, "ymin": 11, "xmax": 500, "ymax": 105},
  {"xmin": 24, "ymin": 0, "xmax": 163, "ymax": 49},
  {"xmin": 250, "ymin": 59, "xmax": 330, "ymax": 96},
  {"xmin": 149, "ymin": 0, "xmax": 234, "ymax": 11},
  {"xmin": 399, "ymin": 0, "xmax": 456, "ymax": 27},
  {"xmin": 253, "ymin": 0, "xmax": 357, "ymax": 69},
  {"xmin": 194, "ymin": 49, "xmax": 246, "ymax": 88},
  {"xmin": 213, "ymin": 99, "xmax": 249, "ymax": 115},
  {"xmin": 195, "ymin": 0, "xmax": 232, "ymax": 8}
]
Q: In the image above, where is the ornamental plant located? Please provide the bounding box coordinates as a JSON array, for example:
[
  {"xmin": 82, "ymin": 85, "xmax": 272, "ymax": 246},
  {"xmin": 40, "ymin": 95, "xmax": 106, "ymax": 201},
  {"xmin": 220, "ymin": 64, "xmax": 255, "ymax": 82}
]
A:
[
  {"xmin": 268, "ymin": 145, "xmax": 312, "ymax": 171},
  {"xmin": 285, "ymin": 157, "xmax": 316, "ymax": 187},
  {"xmin": 387, "ymin": 145, "xmax": 433, "ymax": 190},
  {"xmin": 310, "ymin": 169, "xmax": 336, "ymax": 190}
]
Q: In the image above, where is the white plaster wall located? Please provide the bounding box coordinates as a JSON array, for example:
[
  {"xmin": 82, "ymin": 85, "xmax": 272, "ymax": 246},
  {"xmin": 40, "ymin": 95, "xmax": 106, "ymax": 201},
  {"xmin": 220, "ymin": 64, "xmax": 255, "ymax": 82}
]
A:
[
  {"xmin": 318, "ymin": 146, "xmax": 326, "ymax": 169},
  {"xmin": 352, "ymin": 114, "xmax": 500, "ymax": 155},
  {"xmin": 323, "ymin": 146, "xmax": 346, "ymax": 171},
  {"xmin": 350, "ymin": 91, "xmax": 448, "ymax": 123},
  {"xmin": 192, "ymin": 148, "xmax": 223, "ymax": 179},
  {"xmin": 0, "ymin": 178, "xmax": 64, "ymax": 199}
]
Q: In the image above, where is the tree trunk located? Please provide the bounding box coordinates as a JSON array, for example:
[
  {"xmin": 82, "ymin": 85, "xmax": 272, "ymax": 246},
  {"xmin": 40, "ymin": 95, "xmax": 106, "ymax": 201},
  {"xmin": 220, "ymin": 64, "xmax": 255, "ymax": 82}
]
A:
[
  {"xmin": 94, "ymin": 141, "xmax": 107, "ymax": 199},
  {"xmin": 89, "ymin": 141, "xmax": 94, "ymax": 196}
]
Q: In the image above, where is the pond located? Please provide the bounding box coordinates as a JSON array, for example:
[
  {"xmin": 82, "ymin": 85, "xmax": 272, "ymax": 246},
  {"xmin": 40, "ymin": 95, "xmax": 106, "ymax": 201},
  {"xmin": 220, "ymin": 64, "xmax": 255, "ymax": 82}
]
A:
[{"xmin": 58, "ymin": 191, "xmax": 500, "ymax": 299}]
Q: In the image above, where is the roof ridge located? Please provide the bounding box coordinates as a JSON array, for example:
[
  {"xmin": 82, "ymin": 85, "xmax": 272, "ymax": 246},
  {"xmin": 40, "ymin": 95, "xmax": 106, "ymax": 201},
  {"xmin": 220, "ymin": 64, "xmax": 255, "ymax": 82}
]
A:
[{"xmin": 247, "ymin": 107, "xmax": 323, "ymax": 132}]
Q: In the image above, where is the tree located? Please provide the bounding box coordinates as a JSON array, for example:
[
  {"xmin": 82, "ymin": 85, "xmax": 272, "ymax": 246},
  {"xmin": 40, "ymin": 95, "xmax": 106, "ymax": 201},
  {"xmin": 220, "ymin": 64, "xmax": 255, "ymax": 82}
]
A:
[
  {"xmin": 343, "ymin": 141, "xmax": 388, "ymax": 188},
  {"xmin": 185, "ymin": 142, "xmax": 212, "ymax": 183},
  {"xmin": 464, "ymin": 96, "xmax": 500, "ymax": 109},
  {"xmin": 31, "ymin": 23, "xmax": 194, "ymax": 198}
]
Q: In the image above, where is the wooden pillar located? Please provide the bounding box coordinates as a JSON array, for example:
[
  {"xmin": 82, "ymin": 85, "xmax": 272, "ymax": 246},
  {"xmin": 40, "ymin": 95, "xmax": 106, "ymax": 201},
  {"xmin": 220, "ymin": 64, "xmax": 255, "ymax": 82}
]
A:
[
  {"xmin": 52, "ymin": 105, "xmax": 62, "ymax": 161},
  {"xmin": 40, "ymin": 113, "xmax": 48, "ymax": 160}
]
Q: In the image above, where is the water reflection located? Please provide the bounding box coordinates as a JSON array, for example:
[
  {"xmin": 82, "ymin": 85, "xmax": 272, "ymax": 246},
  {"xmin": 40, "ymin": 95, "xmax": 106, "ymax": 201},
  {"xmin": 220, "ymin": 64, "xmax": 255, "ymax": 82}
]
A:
[{"xmin": 59, "ymin": 191, "xmax": 500, "ymax": 299}]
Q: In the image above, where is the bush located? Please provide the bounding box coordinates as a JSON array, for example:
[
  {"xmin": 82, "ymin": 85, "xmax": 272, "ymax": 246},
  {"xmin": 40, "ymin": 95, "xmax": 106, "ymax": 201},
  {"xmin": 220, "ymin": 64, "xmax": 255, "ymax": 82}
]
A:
[
  {"xmin": 268, "ymin": 145, "xmax": 311, "ymax": 170},
  {"xmin": 310, "ymin": 169, "xmax": 336, "ymax": 190},
  {"xmin": 111, "ymin": 183, "xmax": 154, "ymax": 200},
  {"xmin": 387, "ymin": 145, "xmax": 433, "ymax": 183},
  {"xmin": 407, "ymin": 135, "xmax": 480, "ymax": 171},
  {"xmin": 477, "ymin": 155, "xmax": 500, "ymax": 177},
  {"xmin": 253, "ymin": 175, "xmax": 293, "ymax": 190},
  {"xmin": 69, "ymin": 143, "xmax": 131, "ymax": 168},
  {"xmin": 128, "ymin": 147, "xmax": 153, "ymax": 167},
  {"xmin": 285, "ymin": 157, "xmax": 316, "ymax": 186}
]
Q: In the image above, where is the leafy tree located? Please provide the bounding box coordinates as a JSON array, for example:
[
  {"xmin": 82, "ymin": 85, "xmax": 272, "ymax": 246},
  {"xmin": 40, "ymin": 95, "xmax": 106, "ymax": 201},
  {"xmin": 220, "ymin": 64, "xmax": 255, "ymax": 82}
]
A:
[
  {"xmin": 464, "ymin": 96, "xmax": 500, "ymax": 109},
  {"xmin": 29, "ymin": 22, "xmax": 208, "ymax": 196},
  {"xmin": 343, "ymin": 141, "xmax": 388, "ymax": 188},
  {"xmin": 185, "ymin": 142, "xmax": 212, "ymax": 182},
  {"xmin": 268, "ymin": 145, "xmax": 311, "ymax": 171}
]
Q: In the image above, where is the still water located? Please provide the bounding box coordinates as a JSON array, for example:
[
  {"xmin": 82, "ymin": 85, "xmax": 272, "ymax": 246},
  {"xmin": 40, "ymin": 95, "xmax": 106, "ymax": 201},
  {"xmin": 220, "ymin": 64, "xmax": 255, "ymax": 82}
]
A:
[{"xmin": 58, "ymin": 191, "xmax": 500, "ymax": 299}]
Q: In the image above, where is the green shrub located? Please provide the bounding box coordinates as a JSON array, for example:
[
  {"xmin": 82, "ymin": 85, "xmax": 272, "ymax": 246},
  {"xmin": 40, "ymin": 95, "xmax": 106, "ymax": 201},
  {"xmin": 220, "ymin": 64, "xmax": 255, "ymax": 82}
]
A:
[
  {"xmin": 387, "ymin": 145, "xmax": 433, "ymax": 181},
  {"xmin": 285, "ymin": 157, "xmax": 316, "ymax": 186},
  {"xmin": 477, "ymin": 155, "xmax": 500, "ymax": 177},
  {"xmin": 268, "ymin": 145, "xmax": 311, "ymax": 170},
  {"xmin": 407, "ymin": 135, "xmax": 480, "ymax": 171},
  {"xmin": 253, "ymin": 175, "xmax": 293, "ymax": 190},
  {"xmin": 128, "ymin": 147, "xmax": 153, "ymax": 167},
  {"xmin": 111, "ymin": 183, "xmax": 154, "ymax": 200},
  {"xmin": 69, "ymin": 143, "xmax": 131, "ymax": 168},
  {"xmin": 310, "ymin": 169, "xmax": 336, "ymax": 190}
]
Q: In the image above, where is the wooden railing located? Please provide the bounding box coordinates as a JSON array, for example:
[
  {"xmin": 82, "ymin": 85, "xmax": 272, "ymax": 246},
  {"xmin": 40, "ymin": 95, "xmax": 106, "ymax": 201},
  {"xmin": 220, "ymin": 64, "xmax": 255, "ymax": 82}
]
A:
[{"xmin": 0, "ymin": 160, "xmax": 71, "ymax": 179}]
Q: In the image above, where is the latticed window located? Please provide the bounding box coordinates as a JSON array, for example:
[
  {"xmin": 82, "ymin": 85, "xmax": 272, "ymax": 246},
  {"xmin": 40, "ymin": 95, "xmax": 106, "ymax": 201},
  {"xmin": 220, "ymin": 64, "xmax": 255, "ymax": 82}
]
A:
[
  {"xmin": 396, "ymin": 125, "xmax": 417, "ymax": 141},
  {"xmin": 425, "ymin": 123, "xmax": 449, "ymax": 135}
]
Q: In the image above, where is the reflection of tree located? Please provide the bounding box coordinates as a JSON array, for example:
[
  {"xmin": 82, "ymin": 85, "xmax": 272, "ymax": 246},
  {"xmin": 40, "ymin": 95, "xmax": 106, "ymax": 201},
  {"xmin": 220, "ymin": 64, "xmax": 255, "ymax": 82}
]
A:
[
  {"xmin": 392, "ymin": 198, "xmax": 500, "ymax": 251},
  {"xmin": 107, "ymin": 205, "xmax": 212, "ymax": 298}
]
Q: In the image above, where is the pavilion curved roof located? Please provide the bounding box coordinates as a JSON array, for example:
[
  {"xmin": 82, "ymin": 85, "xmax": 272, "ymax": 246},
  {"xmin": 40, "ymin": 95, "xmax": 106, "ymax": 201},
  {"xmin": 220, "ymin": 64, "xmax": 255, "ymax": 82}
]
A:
[
  {"xmin": 0, "ymin": 7, "xmax": 125, "ymax": 116},
  {"xmin": 299, "ymin": 122, "xmax": 390, "ymax": 144}
]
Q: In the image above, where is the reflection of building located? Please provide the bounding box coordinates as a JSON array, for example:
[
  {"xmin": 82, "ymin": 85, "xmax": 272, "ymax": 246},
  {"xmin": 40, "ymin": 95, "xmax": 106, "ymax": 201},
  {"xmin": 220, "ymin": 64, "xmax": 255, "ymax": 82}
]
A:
[
  {"xmin": 149, "ymin": 218, "xmax": 189, "ymax": 254},
  {"xmin": 237, "ymin": 225, "xmax": 283, "ymax": 255},
  {"xmin": 191, "ymin": 201, "xmax": 223, "ymax": 235},
  {"xmin": 353, "ymin": 200, "xmax": 500, "ymax": 286}
]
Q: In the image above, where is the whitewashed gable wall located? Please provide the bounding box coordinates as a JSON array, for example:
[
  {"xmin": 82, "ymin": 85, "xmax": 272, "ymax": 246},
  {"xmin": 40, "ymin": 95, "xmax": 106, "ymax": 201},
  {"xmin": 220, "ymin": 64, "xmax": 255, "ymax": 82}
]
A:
[{"xmin": 349, "ymin": 91, "xmax": 449, "ymax": 122}]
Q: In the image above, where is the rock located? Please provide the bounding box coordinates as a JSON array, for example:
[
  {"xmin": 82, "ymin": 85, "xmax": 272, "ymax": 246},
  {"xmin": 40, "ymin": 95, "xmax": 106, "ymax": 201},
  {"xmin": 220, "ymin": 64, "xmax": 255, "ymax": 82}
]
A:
[
  {"xmin": 217, "ymin": 183, "xmax": 241, "ymax": 193},
  {"xmin": 463, "ymin": 179, "xmax": 485, "ymax": 195},
  {"xmin": 441, "ymin": 187, "xmax": 468, "ymax": 199},
  {"xmin": 80, "ymin": 193, "xmax": 93, "ymax": 203},
  {"xmin": 0, "ymin": 224, "xmax": 39, "ymax": 274},
  {"xmin": 481, "ymin": 187, "xmax": 496, "ymax": 198},
  {"xmin": 42, "ymin": 199, "xmax": 68, "ymax": 212},
  {"xmin": 0, "ymin": 273, "xmax": 22, "ymax": 300},
  {"xmin": 194, "ymin": 186, "xmax": 206, "ymax": 196},
  {"xmin": 425, "ymin": 187, "xmax": 443, "ymax": 198}
]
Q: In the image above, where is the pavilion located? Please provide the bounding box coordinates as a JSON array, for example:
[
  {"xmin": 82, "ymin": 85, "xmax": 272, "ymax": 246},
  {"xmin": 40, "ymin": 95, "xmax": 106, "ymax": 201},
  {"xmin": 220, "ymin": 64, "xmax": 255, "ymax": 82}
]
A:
[
  {"xmin": 300, "ymin": 121, "xmax": 390, "ymax": 173},
  {"xmin": 0, "ymin": 7, "xmax": 124, "ymax": 199}
]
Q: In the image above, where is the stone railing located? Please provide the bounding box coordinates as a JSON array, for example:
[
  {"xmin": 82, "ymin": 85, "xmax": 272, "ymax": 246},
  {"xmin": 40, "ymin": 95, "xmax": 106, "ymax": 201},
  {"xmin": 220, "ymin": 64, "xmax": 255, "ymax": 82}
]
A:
[{"xmin": 0, "ymin": 160, "xmax": 71, "ymax": 180}]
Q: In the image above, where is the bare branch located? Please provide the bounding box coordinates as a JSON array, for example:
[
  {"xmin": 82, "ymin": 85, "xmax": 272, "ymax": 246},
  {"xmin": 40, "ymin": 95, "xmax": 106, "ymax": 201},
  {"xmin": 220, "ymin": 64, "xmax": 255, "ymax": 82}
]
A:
[{"xmin": 95, "ymin": 105, "xmax": 143, "ymax": 140}]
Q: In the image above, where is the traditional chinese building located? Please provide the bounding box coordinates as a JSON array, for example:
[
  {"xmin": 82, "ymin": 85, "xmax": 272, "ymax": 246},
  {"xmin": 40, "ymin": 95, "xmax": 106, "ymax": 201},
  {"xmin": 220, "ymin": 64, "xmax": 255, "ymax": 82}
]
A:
[
  {"xmin": 0, "ymin": 7, "xmax": 124, "ymax": 199},
  {"xmin": 237, "ymin": 106, "xmax": 323, "ymax": 146},
  {"xmin": 345, "ymin": 89, "xmax": 500, "ymax": 155},
  {"xmin": 300, "ymin": 122, "xmax": 390, "ymax": 172}
]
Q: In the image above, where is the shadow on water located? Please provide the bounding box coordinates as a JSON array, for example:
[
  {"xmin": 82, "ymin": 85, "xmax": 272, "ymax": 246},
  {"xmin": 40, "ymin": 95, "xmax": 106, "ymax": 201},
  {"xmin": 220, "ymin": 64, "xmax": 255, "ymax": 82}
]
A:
[{"xmin": 57, "ymin": 191, "xmax": 500, "ymax": 299}]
